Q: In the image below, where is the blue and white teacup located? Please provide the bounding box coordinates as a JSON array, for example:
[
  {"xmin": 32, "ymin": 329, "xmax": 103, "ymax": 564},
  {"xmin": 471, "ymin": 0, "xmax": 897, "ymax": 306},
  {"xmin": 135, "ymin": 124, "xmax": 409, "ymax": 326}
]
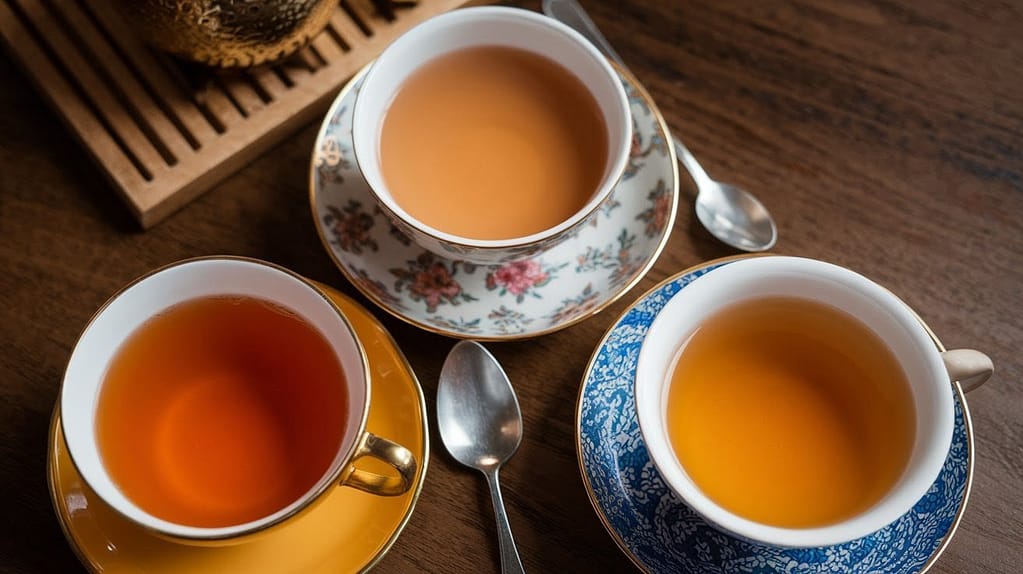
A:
[{"xmin": 634, "ymin": 256, "xmax": 992, "ymax": 548}]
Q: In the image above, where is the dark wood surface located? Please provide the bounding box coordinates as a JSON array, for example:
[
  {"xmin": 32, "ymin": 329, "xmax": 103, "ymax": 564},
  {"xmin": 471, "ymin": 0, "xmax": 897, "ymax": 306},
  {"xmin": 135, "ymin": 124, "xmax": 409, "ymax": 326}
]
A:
[{"xmin": 2, "ymin": 1, "xmax": 1020, "ymax": 572}]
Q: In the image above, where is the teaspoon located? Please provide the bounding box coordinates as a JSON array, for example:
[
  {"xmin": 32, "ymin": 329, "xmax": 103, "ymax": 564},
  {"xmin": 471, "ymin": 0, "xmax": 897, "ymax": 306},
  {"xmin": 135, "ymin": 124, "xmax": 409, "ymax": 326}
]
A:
[
  {"xmin": 543, "ymin": 0, "xmax": 778, "ymax": 252},
  {"xmin": 437, "ymin": 341, "xmax": 526, "ymax": 574}
]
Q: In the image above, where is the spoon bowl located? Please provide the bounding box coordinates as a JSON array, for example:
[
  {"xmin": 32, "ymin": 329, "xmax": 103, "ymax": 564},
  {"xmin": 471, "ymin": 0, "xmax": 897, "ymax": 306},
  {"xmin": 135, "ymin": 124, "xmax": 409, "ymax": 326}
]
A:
[
  {"xmin": 438, "ymin": 341, "xmax": 523, "ymax": 471},
  {"xmin": 695, "ymin": 182, "xmax": 777, "ymax": 252},
  {"xmin": 543, "ymin": 0, "xmax": 778, "ymax": 252},
  {"xmin": 438, "ymin": 341, "xmax": 526, "ymax": 573}
]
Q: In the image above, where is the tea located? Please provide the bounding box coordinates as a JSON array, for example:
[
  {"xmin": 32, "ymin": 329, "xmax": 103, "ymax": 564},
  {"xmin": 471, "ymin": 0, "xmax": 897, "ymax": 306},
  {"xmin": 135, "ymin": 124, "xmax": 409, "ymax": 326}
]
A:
[
  {"xmin": 379, "ymin": 45, "xmax": 609, "ymax": 240},
  {"xmin": 666, "ymin": 296, "xmax": 915, "ymax": 528},
  {"xmin": 95, "ymin": 295, "xmax": 348, "ymax": 528}
]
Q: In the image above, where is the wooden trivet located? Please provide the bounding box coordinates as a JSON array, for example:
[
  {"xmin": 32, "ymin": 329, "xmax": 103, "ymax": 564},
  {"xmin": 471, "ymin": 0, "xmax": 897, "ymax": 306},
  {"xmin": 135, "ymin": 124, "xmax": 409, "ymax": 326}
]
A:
[{"xmin": 0, "ymin": 0, "xmax": 474, "ymax": 227}]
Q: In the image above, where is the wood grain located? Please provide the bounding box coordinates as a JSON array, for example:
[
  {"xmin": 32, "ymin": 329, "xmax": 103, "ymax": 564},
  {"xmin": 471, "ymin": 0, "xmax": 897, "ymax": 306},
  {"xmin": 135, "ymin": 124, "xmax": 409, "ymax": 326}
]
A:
[
  {"xmin": 1, "ymin": 1, "xmax": 1020, "ymax": 572},
  {"xmin": 0, "ymin": 0, "xmax": 475, "ymax": 228}
]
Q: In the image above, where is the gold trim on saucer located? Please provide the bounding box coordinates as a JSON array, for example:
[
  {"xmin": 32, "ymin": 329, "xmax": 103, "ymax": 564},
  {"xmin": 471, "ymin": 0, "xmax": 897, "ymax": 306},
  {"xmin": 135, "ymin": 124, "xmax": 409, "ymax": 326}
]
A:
[
  {"xmin": 573, "ymin": 254, "xmax": 975, "ymax": 573},
  {"xmin": 308, "ymin": 62, "xmax": 680, "ymax": 341},
  {"xmin": 55, "ymin": 255, "xmax": 374, "ymax": 543},
  {"xmin": 47, "ymin": 286, "xmax": 430, "ymax": 574}
]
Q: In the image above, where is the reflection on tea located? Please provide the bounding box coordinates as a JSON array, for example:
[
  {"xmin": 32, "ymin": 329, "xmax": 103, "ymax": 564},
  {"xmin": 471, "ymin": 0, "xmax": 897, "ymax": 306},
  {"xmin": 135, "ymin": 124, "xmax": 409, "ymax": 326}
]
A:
[
  {"xmin": 96, "ymin": 295, "xmax": 348, "ymax": 528},
  {"xmin": 666, "ymin": 297, "xmax": 915, "ymax": 528},
  {"xmin": 379, "ymin": 45, "xmax": 609, "ymax": 240}
]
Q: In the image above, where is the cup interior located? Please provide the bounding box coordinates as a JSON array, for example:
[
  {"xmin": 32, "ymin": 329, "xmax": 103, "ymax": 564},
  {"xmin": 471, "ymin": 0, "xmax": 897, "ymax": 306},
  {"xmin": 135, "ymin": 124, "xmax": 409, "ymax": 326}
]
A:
[
  {"xmin": 635, "ymin": 256, "xmax": 954, "ymax": 547},
  {"xmin": 60, "ymin": 257, "xmax": 368, "ymax": 541},
  {"xmin": 351, "ymin": 6, "xmax": 631, "ymax": 248}
]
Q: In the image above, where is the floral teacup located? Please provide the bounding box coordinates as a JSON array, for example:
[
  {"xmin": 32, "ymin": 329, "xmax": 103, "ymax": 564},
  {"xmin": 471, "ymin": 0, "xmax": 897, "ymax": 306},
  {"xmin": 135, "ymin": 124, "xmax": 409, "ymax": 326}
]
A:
[{"xmin": 351, "ymin": 7, "xmax": 632, "ymax": 265}]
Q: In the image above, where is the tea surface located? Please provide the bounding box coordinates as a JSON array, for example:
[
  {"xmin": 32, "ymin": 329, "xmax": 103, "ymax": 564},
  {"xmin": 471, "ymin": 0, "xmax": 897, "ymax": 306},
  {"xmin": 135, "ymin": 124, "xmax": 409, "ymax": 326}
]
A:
[
  {"xmin": 666, "ymin": 297, "xmax": 915, "ymax": 528},
  {"xmin": 380, "ymin": 45, "xmax": 609, "ymax": 240},
  {"xmin": 96, "ymin": 296, "xmax": 348, "ymax": 528}
]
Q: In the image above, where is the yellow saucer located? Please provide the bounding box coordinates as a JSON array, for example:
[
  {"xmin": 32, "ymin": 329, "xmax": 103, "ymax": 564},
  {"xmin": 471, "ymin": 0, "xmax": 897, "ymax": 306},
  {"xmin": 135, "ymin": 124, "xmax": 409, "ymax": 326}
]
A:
[{"xmin": 47, "ymin": 286, "xmax": 429, "ymax": 573}]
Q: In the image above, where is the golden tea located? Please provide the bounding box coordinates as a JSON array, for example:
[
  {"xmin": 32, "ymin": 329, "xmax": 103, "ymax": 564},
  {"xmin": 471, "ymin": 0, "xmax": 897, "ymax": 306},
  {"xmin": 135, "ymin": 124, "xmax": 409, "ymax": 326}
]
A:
[
  {"xmin": 666, "ymin": 296, "xmax": 915, "ymax": 528},
  {"xmin": 96, "ymin": 295, "xmax": 348, "ymax": 528},
  {"xmin": 379, "ymin": 45, "xmax": 609, "ymax": 240}
]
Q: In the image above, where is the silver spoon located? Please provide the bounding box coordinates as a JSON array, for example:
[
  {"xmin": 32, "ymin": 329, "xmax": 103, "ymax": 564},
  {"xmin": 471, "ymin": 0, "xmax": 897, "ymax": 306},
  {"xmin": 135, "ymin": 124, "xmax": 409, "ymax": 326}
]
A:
[
  {"xmin": 437, "ymin": 341, "xmax": 526, "ymax": 574},
  {"xmin": 543, "ymin": 0, "xmax": 778, "ymax": 252}
]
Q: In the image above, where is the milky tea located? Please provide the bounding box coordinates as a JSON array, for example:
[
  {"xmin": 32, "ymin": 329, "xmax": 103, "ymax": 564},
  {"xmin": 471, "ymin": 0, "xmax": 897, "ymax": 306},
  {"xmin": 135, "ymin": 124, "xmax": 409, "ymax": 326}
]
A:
[
  {"xmin": 379, "ymin": 45, "xmax": 609, "ymax": 240},
  {"xmin": 95, "ymin": 295, "xmax": 348, "ymax": 528},
  {"xmin": 665, "ymin": 296, "xmax": 916, "ymax": 528}
]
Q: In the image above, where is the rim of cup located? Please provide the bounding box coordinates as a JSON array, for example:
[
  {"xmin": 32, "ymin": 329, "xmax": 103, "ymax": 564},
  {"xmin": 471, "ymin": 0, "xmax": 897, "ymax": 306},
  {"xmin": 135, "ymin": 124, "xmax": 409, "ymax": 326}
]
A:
[
  {"xmin": 635, "ymin": 256, "xmax": 955, "ymax": 548},
  {"xmin": 59, "ymin": 256, "xmax": 371, "ymax": 541},
  {"xmin": 351, "ymin": 6, "xmax": 632, "ymax": 251}
]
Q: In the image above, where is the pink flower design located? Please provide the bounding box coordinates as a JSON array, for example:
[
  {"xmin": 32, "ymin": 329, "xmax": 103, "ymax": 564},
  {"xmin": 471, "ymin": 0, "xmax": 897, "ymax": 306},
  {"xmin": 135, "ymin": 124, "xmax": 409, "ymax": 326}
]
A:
[{"xmin": 486, "ymin": 260, "xmax": 553, "ymax": 303}]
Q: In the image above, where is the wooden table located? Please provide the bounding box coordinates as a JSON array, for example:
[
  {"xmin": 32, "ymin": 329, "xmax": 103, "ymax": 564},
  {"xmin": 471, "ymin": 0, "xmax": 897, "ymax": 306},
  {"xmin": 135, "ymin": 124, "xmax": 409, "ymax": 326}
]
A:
[{"xmin": 2, "ymin": 1, "xmax": 1020, "ymax": 572}]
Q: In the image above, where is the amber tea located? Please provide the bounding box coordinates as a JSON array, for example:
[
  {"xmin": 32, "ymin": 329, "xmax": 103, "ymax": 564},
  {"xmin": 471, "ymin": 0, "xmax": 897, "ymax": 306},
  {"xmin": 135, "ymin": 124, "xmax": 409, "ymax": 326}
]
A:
[
  {"xmin": 666, "ymin": 296, "xmax": 916, "ymax": 528},
  {"xmin": 95, "ymin": 295, "xmax": 349, "ymax": 528}
]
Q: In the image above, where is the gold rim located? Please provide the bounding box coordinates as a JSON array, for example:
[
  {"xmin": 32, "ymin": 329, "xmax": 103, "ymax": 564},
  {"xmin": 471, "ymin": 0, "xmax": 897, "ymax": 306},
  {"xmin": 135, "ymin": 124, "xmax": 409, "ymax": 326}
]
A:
[
  {"xmin": 46, "ymin": 406, "xmax": 102, "ymax": 573},
  {"xmin": 47, "ymin": 286, "xmax": 430, "ymax": 573},
  {"xmin": 308, "ymin": 63, "xmax": 680, "ymax": 341},
  {"xmin": 57, "ymin": 255, "xmax": 372, "ymax": 541},
  {"xmin": 573, "ymin": 254, "xmax": 975, "ymax": 573},
  {"xmin": 351, "ymin": 48, "xmax": 634, "ymax": 252},
  {"xmin": 313, "ymin": 285, "xmax": 432, "ymax": 574}
]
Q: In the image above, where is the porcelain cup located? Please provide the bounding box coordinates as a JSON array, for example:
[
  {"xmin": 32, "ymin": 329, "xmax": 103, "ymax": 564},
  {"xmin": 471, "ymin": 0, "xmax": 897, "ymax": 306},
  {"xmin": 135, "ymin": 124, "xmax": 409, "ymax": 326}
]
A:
[
  {"xmin": 634, "ymin": 255, "xmax": 993, "ymax": 548},
  {"xmin": 59, "ymin": 256, "xmax": 417, "ymax": 545},
  {"xmin": 351, "ymin": 6, "xmax": 631, "ymax": 265}
]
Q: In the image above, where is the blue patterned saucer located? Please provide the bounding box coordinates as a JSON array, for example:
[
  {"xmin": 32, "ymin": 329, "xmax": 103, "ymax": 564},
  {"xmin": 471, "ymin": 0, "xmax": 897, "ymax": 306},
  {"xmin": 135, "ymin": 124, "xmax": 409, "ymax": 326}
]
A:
[{"xmin": 577, "ymin": 257, "xmax": 974, "ymax": 573}]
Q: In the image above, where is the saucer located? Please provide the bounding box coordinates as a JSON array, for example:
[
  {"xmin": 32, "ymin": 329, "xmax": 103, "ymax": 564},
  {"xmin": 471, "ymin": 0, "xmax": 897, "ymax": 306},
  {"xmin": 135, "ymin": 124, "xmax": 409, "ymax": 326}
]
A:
[
  {"xmin": 48, "ymin": 287, "xmax": 429, "ymax": 574},
  {"xmin": 577, "ymin": 256, "xmax": 973, "ymax": 573},
  {"xmin": 310, "ymin": 65, "xmax": 679, "ymax": 340}
]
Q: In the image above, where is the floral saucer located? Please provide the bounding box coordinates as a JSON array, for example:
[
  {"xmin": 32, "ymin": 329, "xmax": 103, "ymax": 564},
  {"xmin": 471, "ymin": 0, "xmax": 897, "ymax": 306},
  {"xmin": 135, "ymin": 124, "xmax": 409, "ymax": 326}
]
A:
[
  {"xmin": 310, "ymin": 65, "xmax": 679, "ymax": 340},
  {"xmin": 577, "ymin": 257, "xmax": 973, "ymax": 573},
  {"xmin": 48, "ymin": 287, "xmax": 429, "ymax": 574}
]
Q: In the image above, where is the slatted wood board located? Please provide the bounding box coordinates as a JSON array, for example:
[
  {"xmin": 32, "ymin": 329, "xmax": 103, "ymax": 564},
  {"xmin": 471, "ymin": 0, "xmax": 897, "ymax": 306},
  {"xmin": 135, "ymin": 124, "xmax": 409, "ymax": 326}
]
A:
[{"xmin": 0, "ymin": 0, "xmax": 474, "ymax": 227}]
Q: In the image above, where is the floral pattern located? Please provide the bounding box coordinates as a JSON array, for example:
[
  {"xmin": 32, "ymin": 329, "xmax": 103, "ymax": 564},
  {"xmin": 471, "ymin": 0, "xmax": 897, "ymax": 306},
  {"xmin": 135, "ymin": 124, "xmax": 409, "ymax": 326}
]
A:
[
  {"xmin": 622, "ymin": 77, "xmax": 670, "ymax": 181},
  {"xmin": 485, "ymin": 260, "xmax": 564, "ymax": 303},
  {"xmin": 310, "ymin": 67, "xmax": 679, "ymax": 339},
  {"xmin": 488, "ymin": 305, "xmax": 533, "ymax": 335},
  {"xmin": 390, "ymin": 254, "xmax": 477, "ymax": 313},
  {"xmin": 323, "ymin": 200, "xmax": 377, "ymax": 254},
  {"xmin": 347, "ymin": 266, "xmax": 404, "ymax": 310},
  {"xmin": 637, "ymin": 179, "xmax": 673, "ymax": 239},
  {"xmin": 579, "ymin": 261, "xmax": 971, "ymax": 573},
  {"xmin": 547, "ymin": 283, "xmax": 601, "ymax": 325}
]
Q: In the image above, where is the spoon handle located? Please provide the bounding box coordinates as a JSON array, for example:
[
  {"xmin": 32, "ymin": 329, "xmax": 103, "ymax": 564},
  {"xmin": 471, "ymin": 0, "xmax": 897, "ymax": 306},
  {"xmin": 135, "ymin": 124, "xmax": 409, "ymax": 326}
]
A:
[
  {"xmin": 543, "ymin": 0, "xmax": 625, "ymax": 67},
  {"xmin": 484, "ymin": 468, "xmax": 526, "ymax": 574},
  {"xmin": 672, "ymin": 137, "xmax": 714, "ymax": 187},
  {"xmin": 543, "ymin": 0, "xmax": 714, "ymax": 188}
]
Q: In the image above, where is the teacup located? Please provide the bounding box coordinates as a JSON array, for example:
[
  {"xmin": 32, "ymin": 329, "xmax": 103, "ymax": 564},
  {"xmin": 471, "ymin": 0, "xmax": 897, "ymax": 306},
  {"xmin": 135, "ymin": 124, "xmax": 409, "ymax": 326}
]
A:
[
  {"xmin": 60, "ymin": 256, "xmax": 417, "ymax": 544},
  {"xmin": 351, "ymin": 6, "xmax": 632, "ymax": 265},
  {"xmin": 635, "ymin": 256, "xmax": 992, "ymax": 548}
]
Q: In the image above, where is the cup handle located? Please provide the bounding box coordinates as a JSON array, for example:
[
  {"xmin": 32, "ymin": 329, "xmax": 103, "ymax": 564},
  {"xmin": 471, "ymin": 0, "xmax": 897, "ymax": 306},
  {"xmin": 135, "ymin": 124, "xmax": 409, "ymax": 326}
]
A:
[
  {"xmin": 941, "ymin": 349, "xmax": 994, "ymax": 393},
  {"xmin": 339, "ymin": 431, "xmax": 418, "ymax": 496}
]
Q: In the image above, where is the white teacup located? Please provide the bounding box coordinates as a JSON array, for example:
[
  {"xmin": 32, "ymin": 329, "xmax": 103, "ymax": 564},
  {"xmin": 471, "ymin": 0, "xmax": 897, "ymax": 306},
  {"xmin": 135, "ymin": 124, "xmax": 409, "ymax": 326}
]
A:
[
  {"xmin": 60, "ymin": 257, "xmax": 417, "ymax": 544},
  {"xmin": 351, "ymin": 6, "xmax": 632, "ymax": 265},
  {"xmin": 635, "ymin": 256, "xmax": 992, "ymax": 548}
]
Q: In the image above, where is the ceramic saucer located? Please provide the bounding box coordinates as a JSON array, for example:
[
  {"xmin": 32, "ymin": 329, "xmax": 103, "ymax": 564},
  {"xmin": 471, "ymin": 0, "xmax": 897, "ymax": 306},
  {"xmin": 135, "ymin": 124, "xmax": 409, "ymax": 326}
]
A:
[
  {"xmin": 48, "ymin": 287, "xmax": 429, "ymax": 574},
  {"xmin": 577, "ymin": 256, "xmax": 974, "ymax": 573},
  {"xmin": 310, "ymin": 65, "xmax": 679, "ymax": 340}
]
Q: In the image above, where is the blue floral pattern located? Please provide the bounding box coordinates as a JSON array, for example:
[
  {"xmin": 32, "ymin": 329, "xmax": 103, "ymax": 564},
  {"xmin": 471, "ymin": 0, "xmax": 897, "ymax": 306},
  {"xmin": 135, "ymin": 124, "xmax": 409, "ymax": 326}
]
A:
[
  {"xmin": 579, "ymin": 261, "xmax": 971, "ymax": 573},
  {"xmin": 310, "ymin": 67, "xmax": 679, "ymax": 339}
]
